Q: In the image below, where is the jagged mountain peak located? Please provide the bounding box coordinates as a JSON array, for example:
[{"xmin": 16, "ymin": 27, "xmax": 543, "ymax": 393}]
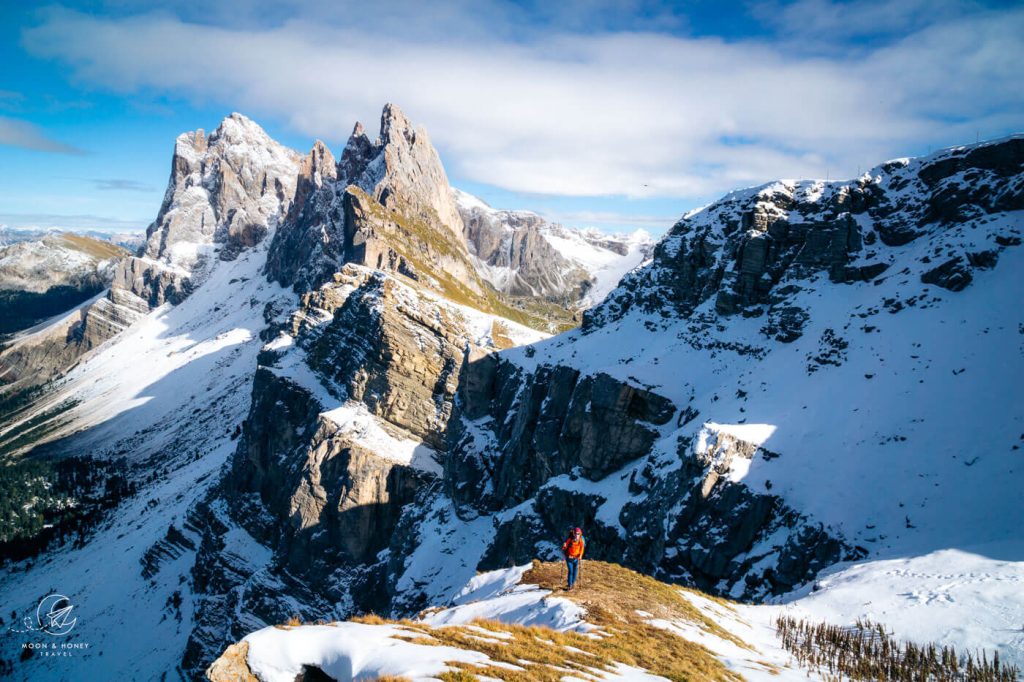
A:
[
  {"xmin": 338, "ymin": 120, "xmax": 375, "ymax": 181},
  {"xmin": 142, "ymin": 113, "xmax": 301, "ymax": 269},
  {"xmin": 305, "ymin": 139, "xmax": 336, "ymax": 170},
  {"xmin": 351, "ymin": 103, "xmax": 464, "ymax": 239},
  {"xmin": 379, "ymin": 101, "xmax": 415, "ymax": 144},
  {"xmin": 169, "ymin": 113, "xmax": 278, "ymax": 167},
  {"xmin": 212, "ymin": 111, "xmax": 274, "ymax": 142}
]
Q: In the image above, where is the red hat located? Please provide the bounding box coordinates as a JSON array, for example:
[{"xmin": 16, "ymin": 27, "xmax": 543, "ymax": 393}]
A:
[{"xmin": 574, "ymin": 527, "xmax": 582, "ymax": 534}]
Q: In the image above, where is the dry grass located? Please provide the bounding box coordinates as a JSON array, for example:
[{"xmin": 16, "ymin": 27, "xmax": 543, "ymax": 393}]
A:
[
  {"xmin": 357, "ymin": 561, "xmax": 748, "ymax": 682},
  {"xmin": 56, "ymin": 233, "xmax": 130, "ymax": 259},
  {"xmin": 249, "ymin": 561, "xmax": 751, "ymax": 681},
  {"xmin": 351, "ymin": 613, "xmax": 390, "ymax": 625},
  {"xmin": 489, "ymin": 321, "xmax": 515, "ymax": 349},
  {"xmin": 523, "ymin": 559, "xmax": 746, "ymax": 648}
]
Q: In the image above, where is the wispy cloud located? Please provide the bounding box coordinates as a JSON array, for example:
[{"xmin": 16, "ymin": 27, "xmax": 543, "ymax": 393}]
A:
[
  {"xmin": 751, "ymin": 0, "xmax": 975, "ymax": 45},
  {"xmin": 19, "ymin": 2, "xmax": 1024, "ymax": 201},
  {"xmin": 90, "ymin": 178, "xmax": 158, "ymax": 192},
  {"xmin": 0, "ymin": 211, "xmax": 146, "ymax": 231},
  {"xmin": 0, "ymin": 115, "xmax": 85, "ymax": 155},
  {"xmin": 0, "ymin": 90, "xmax": 25, "ymax": 112}
]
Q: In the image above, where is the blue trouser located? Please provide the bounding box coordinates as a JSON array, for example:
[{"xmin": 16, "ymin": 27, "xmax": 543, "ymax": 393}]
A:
[{"xmin": 566, "ymin": 558, "xmax": 580, "ymax": 587}]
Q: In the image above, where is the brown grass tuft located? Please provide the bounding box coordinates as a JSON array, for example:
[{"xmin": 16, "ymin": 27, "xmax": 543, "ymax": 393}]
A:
[{"xmin": 522, "ymin": 559, "xmax": 746, "ymax": 648}]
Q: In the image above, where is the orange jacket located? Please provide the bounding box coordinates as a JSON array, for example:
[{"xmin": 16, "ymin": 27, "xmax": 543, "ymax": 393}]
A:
[{"xmin": 562, "ymin": 535, "xmax": 585, "ymax": 559}]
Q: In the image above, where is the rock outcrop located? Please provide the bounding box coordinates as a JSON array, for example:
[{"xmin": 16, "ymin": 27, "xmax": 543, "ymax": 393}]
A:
[
  {"xmin": 447, "ymin": 359, "xmax": 675, "ymax": 511},
  {"xmin": 182, "ymin": 263, "xmax": 542, "ymax": 675},
  {"xmin": 226, "ymin": 266, "xmax": 474, "ymax": 574},
  {"xmin": 262, "ymin": 140, "xmax": 344, "ymax": 294}
]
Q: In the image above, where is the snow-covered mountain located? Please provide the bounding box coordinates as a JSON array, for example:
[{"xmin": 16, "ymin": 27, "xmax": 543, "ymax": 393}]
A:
[
  {"xmin": 454, "ymin": 188, "xmax": 654, "ymax": 307},
  {"xmin": 0, "ymin": 233, "xmax": 128, "ymax": 334},
  {"xmin": 440, "ymin": 135, "xmax": 1022, "ymax": 657},
  {"xmin": 0, "ymin": 106, "xmax": 1020, "ymax": 682}
]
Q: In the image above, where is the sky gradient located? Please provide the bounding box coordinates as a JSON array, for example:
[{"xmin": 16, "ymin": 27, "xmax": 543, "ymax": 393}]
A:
[{"xmin": 1, "ymin": 0, "xmax": 1022, "ymax": 235}]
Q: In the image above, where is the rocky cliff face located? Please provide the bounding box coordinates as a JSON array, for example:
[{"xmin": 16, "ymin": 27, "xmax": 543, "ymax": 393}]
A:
[
  {"xmin": 440, "ymin": 355, "xmax": 856, "ymax": 600},
  {"xmin": 181, "ymin": 262, "xmax": 547, "ymax": 675},
  {"xmin": 454, "ymin": 189, "xmax": 655, "ymax": 307},
  {"xmin": 342, "ymin": 105, "xmax": 466, "ymax": 242},
  {"xmin": 143, "ymin": 112, "xmax": 301, "ymax": 268},
  {"xmin": 457, "ymin": 193, "xmax": 591, "ymax": 303},
  {"xmin": 121, "ymin": 112, "xmax": 301, "ymax": 310}
]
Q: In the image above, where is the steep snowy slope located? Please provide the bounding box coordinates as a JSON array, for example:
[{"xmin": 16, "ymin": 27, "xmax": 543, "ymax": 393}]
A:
[
  {"xmin": 433, "ymin": 135, "xmax": 1024, "ymax": 664},
  {"xmin": 544, "ymin": 224, "xmax": 654, "ymax": 305},
  {"xmin": 0, "ymin": 237, "xmax": 293, "ymax": 679},
  {"xmin": 0, "ymin": 114, "xmax": 301, "ymax": 392}
]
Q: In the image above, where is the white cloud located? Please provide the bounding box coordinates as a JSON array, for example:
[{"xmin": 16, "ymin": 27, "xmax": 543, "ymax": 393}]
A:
[
  {"xmin": 89, "ymin": 178, "xmax": 158, "ymax": 192},
  {"xmin": 539, "ymin": 209, "xmax": 679, "ymax": 230},
  {"xmin": 0, "ymin": 211, "xmax": 146, "ymax": 231},
  {"xmin": 20, "ymin": 3, "xmax": 1024, "ymax": 201},
  {"xmin": 0, "ymin": 115, "xmax": 84, "ymax": 154}
]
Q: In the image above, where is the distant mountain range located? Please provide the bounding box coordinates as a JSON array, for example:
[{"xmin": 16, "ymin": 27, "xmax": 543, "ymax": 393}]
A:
[{"xmin": 0, "ymin": 225, "xmax": 145, "ymax": 251}]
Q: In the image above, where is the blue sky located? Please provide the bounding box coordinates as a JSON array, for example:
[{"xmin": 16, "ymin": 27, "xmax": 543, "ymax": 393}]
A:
[{"xmin": 1, "ymin": 0, "xmax": 1022, "ymax": 235}]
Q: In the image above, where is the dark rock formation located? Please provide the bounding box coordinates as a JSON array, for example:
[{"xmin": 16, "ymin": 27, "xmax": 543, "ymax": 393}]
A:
[{"xmin": 446, "ymin": 359, "xmax": 675, "ymax": 513}]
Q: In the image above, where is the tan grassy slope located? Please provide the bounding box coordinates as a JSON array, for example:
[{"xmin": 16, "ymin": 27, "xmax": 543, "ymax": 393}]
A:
[
  {"xmin": 208, "ymin": 560, "xmax": 751, "ymax": 682},
  {"xmin": 56, "ymin": 233, "xmax": 130, "ymax": 259}
]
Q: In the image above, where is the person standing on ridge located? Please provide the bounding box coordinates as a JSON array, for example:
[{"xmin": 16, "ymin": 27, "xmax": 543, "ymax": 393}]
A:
[{"xmin": 562, "ymin": 527, "xmax": 586, "ymax": 590}]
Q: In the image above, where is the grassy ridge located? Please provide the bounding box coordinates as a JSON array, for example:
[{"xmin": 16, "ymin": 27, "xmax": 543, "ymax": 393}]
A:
[
  {"xmin": 340, "ymin": 560, "xmax": 745, "ymax": 681},
  {"xmin": 56, "ymin": 233, "xmax": 130, "ymax": 259}
]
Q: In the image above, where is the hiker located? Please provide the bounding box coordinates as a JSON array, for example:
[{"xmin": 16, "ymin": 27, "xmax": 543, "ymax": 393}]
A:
[{"xmin": 562, "ymin": 526, "xmax": 586, "ymax": 590}]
